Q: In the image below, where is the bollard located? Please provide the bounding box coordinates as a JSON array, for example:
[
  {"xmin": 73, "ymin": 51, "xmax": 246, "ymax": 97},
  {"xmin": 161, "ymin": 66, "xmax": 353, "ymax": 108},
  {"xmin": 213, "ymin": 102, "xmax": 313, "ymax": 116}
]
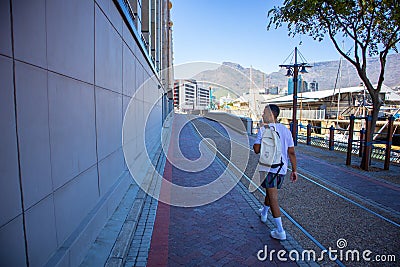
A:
[
  {"xmin": 346, "ymin": 115, "xmax": 355, "ymax": 165},
  {"xmin": 289, "ymin": 121, "xmax": 298, "ymax": 146},
  {"xmin": 329, "ymin": 125, "xmax": 335, "ymax": 151},
  {"xmin": 246, "ymin": 118, "xmax": 252, "ymax": 135},
  {"xmin": 384, "ymin": 115, "xmax": 395, "ymax": 170},
  {"xmin": 359, "ymin": 128, "xmax": 366, "ymax": 157},
  {"xmin": 361, "ymin": 116, "xmax": 372, "ymax": 171},
  {"xmin": 307, "ymin": 123, "xmax": 312, "ymax": 145}
]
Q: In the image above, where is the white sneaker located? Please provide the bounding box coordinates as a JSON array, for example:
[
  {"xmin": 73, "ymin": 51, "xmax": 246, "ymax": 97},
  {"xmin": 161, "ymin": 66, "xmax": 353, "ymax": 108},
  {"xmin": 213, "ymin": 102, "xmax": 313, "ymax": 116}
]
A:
[
  {"xmin": 258, "ymin": 207, "xmax": 264, "ymax": 215},
  {"xmin": 258, "ymin": 207, "xmax": 268, "ymax": 223},
  {"xmin": 271, "ymin": 229, "xmax": 286, "ymax": 240},
  {"xmin": 261, "ymin": 213, "xmax": 267, "ymax": 223}
]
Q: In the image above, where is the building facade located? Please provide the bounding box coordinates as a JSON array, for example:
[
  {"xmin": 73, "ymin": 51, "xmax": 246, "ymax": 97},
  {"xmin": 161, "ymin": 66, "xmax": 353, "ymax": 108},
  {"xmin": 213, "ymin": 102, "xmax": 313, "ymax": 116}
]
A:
[
  {"xmin": 266, "ymin": 86, "xmax": 279, "ymax": 95},
  {"xmin": 288, "ymin": 75, "xmax": 309, "ymax": 94},
  {"xmin": 196, "ymin": 86, "xmax": 211, "ymax": 110},
  {"xmin": 309, "ymin": 80, "xmax": 319, "ymax": 92},
  {"xmin": 173, "ymin": 79, "xmax": 210, "ymax": 112},
  {"xmin": 0, "ymin": 0, "xmax": 173, "ymax": 266}
]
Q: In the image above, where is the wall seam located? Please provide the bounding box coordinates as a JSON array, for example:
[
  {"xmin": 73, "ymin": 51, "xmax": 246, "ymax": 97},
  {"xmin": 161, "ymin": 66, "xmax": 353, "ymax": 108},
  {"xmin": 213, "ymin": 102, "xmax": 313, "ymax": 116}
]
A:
[
  {"xmin": 94, "ymin": 1, "xmax": 101, "ymax": 197},
  {"xmin": 9, "ymin": 0, "xmax": 30, "ymax": 265},
  {"xmin": 122, "ymin": 25, "xmax": 125, "ymax": 125},
  {"xmin": 44, "ymin": 0, "xmax": 60, "ymax": 248},
  {"xmin": 0, "ymin": 53, "xmax": 13, "ymax": 59},
  {"xmin": 11, "ymin": 57, "xmax": 97, "ymax": 89}
]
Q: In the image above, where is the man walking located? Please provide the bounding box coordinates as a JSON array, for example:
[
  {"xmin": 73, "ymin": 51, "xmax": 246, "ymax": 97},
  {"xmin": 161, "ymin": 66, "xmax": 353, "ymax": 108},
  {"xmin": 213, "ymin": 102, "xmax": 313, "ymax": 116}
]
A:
[{"xmin": 253, "ymin": 104, "xmax": 298, "ymax": 240}]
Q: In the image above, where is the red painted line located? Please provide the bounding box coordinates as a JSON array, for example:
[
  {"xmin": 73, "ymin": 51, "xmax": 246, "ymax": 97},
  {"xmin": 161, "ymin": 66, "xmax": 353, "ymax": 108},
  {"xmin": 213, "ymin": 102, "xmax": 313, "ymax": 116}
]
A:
[
  {"xmin": 298, "ymin": 154, "xmax": 400, "ymax": 192},
  {"xmin": 146, "ymin": 159, "xmax": 171, "ymax": 267},
  {"xmin": 147, "ymin": 120, "xmax": 176, "ymax": 266}
]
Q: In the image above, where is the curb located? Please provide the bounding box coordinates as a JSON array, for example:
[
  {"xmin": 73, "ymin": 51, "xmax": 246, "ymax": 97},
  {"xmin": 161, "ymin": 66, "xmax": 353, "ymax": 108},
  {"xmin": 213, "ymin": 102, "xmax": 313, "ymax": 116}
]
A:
[
  {"xmin": 103, "ymin": 143, "xmax": 166, "ymax": 267},
  {"xmin": 104, "ymin": 192, "xmax": 146, "ymax": 267}
]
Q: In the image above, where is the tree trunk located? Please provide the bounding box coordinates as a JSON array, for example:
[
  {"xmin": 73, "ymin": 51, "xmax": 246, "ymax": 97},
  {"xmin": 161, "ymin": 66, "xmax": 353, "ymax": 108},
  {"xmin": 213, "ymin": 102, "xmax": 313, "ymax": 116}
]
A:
[
  {"xmin": 370, "ymin": 98, "xmax": 381, "ymax": 139},
  {"xmin": 361, "ymin": 89, "xmax": 382, "ymax": 170}
]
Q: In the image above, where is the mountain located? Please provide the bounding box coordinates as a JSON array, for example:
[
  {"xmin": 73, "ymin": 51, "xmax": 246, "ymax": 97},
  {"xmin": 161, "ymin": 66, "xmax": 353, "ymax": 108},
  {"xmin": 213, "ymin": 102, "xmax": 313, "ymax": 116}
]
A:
[{"xmin": 193, "ymin": 53, "xmax": 400, "ymax": 97}]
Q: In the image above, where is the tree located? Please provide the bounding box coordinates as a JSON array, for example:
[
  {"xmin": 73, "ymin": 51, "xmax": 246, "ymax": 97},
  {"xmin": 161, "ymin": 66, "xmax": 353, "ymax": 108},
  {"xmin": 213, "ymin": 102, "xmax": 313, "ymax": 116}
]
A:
[{"xmin": 267, "ymin": 0, "xmax": 400, "ymax": 169}]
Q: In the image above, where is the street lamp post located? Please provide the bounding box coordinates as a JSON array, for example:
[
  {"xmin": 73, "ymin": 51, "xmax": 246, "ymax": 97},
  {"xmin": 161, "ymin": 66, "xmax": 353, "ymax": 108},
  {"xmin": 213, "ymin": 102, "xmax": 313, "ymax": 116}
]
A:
[{"xmin": 279, "ymin": 47, "xmax": 311, "ymax": 146}]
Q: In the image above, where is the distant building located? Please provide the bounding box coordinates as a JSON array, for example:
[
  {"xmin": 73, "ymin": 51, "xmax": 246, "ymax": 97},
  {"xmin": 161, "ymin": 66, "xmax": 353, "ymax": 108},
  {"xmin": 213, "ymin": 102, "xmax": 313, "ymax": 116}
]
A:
[
  {"xmin": 174, "ymin": 79, "xmax": 195, "ymax": 111},
  {"xmin": 174, "ymin": 79, "xmax": 210, "ymax": 112},
  {"xmin": 267, "ymin": 86, "xmax": 279, "ymax": 95},
  {"xmin": 197, "ymin": 86, "xmax": 210, "ymax": 110},
  {"xmin": 263, "ymin": 83, "xmax": 399, "ymax": 120},
  {"xmin": 288, "ymin": 75, "xmax": 308, "ymax": 94},
  {"xmin": 310, "ymin": 80, "xmax": 319, "ymax": 92},
  {"xmin": 300, "ymin": 80, "xmax": 308, "ymax": 93}
]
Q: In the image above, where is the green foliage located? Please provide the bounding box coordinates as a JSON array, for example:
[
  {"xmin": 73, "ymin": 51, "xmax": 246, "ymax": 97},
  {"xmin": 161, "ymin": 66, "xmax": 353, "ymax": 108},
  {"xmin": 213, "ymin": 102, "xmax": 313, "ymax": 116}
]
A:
[
  {"xmin": 267, "ymin": 0, "xmax": 400, "ymax": 57},
  {"xmin": 267, "ymin": 0, "xmax": 400, "ymax": 166}
]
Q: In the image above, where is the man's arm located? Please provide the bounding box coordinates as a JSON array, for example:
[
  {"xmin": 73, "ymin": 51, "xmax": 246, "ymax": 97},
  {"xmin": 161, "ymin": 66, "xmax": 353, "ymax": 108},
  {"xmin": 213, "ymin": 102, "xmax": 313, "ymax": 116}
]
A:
[
  {"xmin": 253, "ymin": 143, "xmax": 260, "ymax": 154},
  {"xmin": 253, "ymin": 127, "xmax": 263, "ymax": 154},
  {"xmin": 288, "ymin": 147, "xmax": 298, "ymax": 182}
]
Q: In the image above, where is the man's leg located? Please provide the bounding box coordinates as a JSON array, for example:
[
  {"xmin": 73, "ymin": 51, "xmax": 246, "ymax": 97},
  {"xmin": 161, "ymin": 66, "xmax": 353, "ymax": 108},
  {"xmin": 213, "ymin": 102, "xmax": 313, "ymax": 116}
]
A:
[
  {"xmin": 264, "ymin": 192, "xmax": 270, "ymax": 206},
  {"xmin": 266, "ymin": 187, "xmax": 280, "ymax": 218},
  {"xmin": 267, "ymin": 187, "xmax": 286, "ymax": 240},
  {"xmin": 259, "ymin": 172, "xmax": 270, "ymax": 222}
]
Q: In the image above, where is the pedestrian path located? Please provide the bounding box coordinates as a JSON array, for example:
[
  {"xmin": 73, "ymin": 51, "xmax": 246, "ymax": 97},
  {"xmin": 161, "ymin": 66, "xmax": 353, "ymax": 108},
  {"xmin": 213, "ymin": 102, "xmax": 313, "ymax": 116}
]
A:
[
  {"xmin": 81, "ymin": 114, "xmax": 317, "ymax": 267},
  {"xmin": 80, "ymin": 114, "xmax": 400, "ymax": 267},
  {"xmin": 145, "ymin": 114, "xmax": 301, "ymax": 266}
]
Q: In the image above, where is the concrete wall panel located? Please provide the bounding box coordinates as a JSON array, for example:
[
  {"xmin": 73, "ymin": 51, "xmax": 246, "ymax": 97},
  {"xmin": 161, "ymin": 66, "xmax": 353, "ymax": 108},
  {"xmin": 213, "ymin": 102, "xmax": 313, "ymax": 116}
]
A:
[
  {"xmin": 48, "ymin": 73, "xmax": 97, "ymax": 190},
  {"xmin": 12, "ymin": 0, "xmax": 47, "ymax": 68},
  {"xmin": 0, "ymin": 0, "xmax": 165, "ymax": 265},
  {"xmin": 47, "ymin": 0, "xmax": 94, "ymax": 83},
  {"xmin": 95, "ymin": 87, "xmax": 123, "ymax": 160},
  {"xmin": 95, "ymin": 6, "xmax": 122, "ymax": 93},
  {"xmin": 0, "ymin": 56, "xmax": 22, "ymax": 226},
  {"xmin": 122, "ymin": 95, "xmax": 132, "ymax": 120},
  {"xmin": 98, "ymin": 149, "xmax": 125, "ymax": 196},
  {"xmin": 0, "ymin": 216, "xmax": 26, "ymax": 266},
  {"xmin": 107, "ymin": 0, "xmax": 123, "ymax": 35},
  {"xmin": 25, "ymin": 195, "xmax": 57, "ymax": 267},
  {"xmin": 123, "ymin": 43, "xmax": 137, "ymax": 97},
  {"xmin": 0, "ymin": 0, "xmax": 12, "ymax": 57},
  {"xmin": 135, "ymin": 65, "xmax": 145, "ymax": 101},
  {"xmin": 54, "ymin": 166, "xmax": 99, "ymax": 246},
  {"xmin": 15, "ymin": 62, "xmax": 52, "ymax": 209},
  {"xmin": 95, "ymin": 0, "xmax": 123, "ymax": 36},
  {"xmin": 122, "ymin": 22, "xmax": 139, "ymax": 60}
]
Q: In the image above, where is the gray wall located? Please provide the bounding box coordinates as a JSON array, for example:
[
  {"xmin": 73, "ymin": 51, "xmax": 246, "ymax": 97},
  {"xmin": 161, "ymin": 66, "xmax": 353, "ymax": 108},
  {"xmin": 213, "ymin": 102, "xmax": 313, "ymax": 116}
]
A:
[{"xmin": 0, "ymin": 0, "xmax": 163, "ymax": 266}]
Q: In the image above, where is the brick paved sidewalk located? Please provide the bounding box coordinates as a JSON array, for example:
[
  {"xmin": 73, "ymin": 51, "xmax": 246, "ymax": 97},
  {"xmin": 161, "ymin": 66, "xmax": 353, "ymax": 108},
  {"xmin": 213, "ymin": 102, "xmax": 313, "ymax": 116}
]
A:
[
  {"xmin": 81, "ymin": 115, "xmax": 317, "ymax": 267},
  {"xmin": 146, "ymin": 115, "xmax": 301, "ymax": 266}
]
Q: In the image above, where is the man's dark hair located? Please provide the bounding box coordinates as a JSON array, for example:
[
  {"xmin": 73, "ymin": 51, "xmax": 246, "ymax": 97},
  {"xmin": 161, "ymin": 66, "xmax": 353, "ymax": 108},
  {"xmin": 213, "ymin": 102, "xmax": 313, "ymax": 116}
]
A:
[{"xmin": 267, "ymin": 104, "xmax": 280, "ymax": 118}]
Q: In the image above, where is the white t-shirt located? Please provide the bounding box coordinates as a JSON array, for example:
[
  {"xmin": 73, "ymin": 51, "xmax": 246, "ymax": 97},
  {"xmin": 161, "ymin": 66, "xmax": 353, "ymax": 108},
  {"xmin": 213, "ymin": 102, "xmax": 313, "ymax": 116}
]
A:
[{"xmin": 254, "ymin": 123, "xmax": 294, "ymax": 174}]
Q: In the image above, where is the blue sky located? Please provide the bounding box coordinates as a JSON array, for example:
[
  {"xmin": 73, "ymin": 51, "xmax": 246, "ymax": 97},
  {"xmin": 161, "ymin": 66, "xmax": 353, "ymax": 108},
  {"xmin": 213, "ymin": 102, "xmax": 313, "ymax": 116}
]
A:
[{"xmin": 170, "ymin": 0, "xmax": 347, "ymax": 74}]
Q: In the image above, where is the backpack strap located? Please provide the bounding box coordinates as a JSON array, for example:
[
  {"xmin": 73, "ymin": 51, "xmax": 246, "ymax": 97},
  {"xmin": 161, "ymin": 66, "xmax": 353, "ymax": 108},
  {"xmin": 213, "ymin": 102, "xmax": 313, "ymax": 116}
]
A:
[
  {"xmin": 269, "ymin": 159, "xmax": 284, "ymax": 184},
  {"xmin": 267, "ymin": 123, "xmax": 284, "ymax": 182}
]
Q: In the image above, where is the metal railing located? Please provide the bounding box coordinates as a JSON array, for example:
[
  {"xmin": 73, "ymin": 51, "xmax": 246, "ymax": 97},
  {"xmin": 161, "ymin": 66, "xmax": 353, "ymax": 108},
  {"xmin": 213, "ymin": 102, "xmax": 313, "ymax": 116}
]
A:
[
  {"xmin": 293, "ymin": 115, "xmax": 400, "ymax": 169},
  {"xmin": 280, "ymin": 109, "xmax": 326, "ymax": 120},
  {"xmin": 251, "ymin": 114, "xmax": 399, "ymax": 169}
]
